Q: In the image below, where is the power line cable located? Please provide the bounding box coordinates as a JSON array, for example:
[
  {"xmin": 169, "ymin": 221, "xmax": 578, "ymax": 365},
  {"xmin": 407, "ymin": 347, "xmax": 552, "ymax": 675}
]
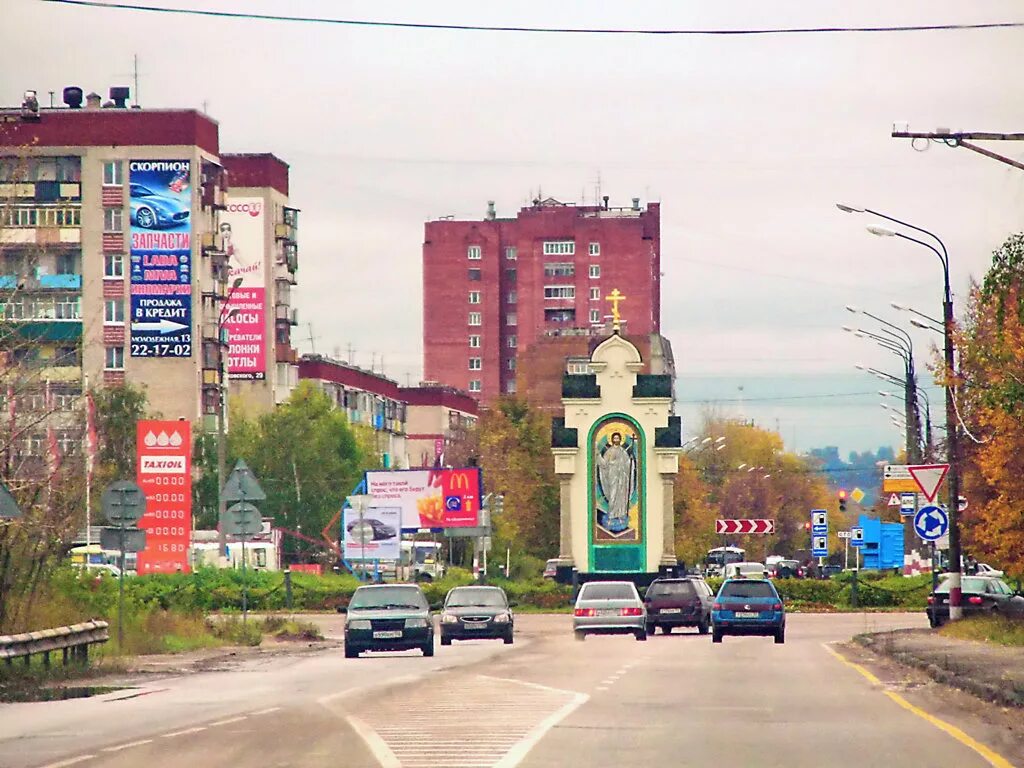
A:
[{"xmin": 39, "ymin": 1, "xmax": 1024, "ymax": 35}]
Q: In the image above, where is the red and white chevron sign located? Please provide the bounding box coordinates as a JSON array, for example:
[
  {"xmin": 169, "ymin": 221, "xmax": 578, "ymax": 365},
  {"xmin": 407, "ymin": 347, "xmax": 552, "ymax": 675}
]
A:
[{"xmin": 715, "ymin": 519, "xmax": 776, "ymax": 535}]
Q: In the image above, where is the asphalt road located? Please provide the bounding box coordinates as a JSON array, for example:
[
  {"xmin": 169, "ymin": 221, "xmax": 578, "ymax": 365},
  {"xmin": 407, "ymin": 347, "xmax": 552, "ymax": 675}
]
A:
[{"xmin": 0, "ymin": 612, "xmax": 1018, "ymax": 768}]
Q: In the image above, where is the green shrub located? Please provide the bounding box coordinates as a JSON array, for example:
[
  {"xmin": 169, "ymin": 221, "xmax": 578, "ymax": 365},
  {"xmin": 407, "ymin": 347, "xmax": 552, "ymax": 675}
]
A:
[{"xmin": 209, "ymin": 616, "xmax": 262, "ymax": 646}]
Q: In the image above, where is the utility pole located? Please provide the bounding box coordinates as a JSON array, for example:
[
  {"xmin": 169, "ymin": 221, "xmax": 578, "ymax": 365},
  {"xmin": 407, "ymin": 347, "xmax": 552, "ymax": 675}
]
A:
[{"xmin": 891, "ymin": 129, "xmax": 1024, "ymax": 172}]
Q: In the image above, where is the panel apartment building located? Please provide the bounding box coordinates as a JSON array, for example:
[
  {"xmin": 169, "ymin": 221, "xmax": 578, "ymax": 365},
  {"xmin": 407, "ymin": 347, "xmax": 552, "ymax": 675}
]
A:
[
  {"xmin": 422, "ymin": 197, "xmax": 661, "ymax": 402},
  {"xmin": 0, "ymin": 88, "xmax": 298, "ymax": 474}
]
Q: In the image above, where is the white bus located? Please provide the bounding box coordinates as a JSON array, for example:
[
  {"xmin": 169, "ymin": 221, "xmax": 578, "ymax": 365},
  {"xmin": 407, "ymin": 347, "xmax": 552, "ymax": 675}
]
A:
[{"xmin": 704, "ymin": 546, "xmax": 745, "ymax": 576}]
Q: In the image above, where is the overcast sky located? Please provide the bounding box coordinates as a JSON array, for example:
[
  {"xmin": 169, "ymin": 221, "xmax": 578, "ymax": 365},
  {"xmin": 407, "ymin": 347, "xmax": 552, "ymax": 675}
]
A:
[{"xmin": 4, "ymin": 0, "xmax": 1023, "ymax": 456}]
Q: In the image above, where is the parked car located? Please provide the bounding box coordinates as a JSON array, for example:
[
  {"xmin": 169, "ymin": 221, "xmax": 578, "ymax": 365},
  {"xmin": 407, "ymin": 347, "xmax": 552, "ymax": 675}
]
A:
[
  {"xmin": 643, "ymin": 577, "xmax": 713, "ymax": 635},
  {"xmin": 976, "ymin": 563, "xmax": 1004, "ymax": 578},
  {"xmin": 573, "ymin": 581, "xmax": 647, "ymax": 642},
  {"xmin": 769, "ymin": 560, "xmax": 805, "ymax": 579},
  {"xmin": 723, "ymin": 561, "xmax": 769, "ymax": 579},
  {"xmin": 820, "ymin": 565, "xmax": 843, "ymax": 579},
  {"xmin": 543, "ymin": 559, "xmax": 559, "ymax": 579},
  {"xmin": 926, "ymin": 575, "xmax": 1024, "ymax": 627},
  {"xmin": 711, "ymin": 578, "xmax": 786, "ymax": 644},
  {"xmin": 341, "ymin": 584, "xmax": 434, "ymax": 658},
  {"xmin": 440, "ymin": 586, "xmax": 514, "ymax": 645}
]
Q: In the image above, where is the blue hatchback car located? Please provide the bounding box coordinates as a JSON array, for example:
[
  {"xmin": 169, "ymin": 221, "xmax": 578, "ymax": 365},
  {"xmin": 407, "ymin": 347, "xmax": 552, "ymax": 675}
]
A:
[{"xmin": 711, "ymin": 578, "xmax": 785, "ymax": 644}]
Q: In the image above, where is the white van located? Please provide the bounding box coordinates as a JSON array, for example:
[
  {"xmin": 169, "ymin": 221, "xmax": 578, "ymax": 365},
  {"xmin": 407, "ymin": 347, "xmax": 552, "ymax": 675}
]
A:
[{"xmin": 723, "ymin": 561, "xmax": 769, "ymax": 579}]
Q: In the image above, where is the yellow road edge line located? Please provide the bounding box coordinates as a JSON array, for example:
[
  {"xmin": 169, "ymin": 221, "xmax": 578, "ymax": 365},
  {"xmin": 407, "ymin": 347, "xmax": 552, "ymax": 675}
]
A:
[{"xmin": 823, "ymin": 642, "xmax": 1015, "ymax": 768}]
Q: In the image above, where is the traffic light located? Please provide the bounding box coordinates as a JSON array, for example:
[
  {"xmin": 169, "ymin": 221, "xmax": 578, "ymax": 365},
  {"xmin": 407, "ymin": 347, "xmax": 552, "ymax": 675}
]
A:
[
  {"xmin": 838, "ymin": 489, "xmax": 848, "ymax": 513},
  {"xmin": 803, "ymin": 521, "xmax": 811, "ymax": 533}
]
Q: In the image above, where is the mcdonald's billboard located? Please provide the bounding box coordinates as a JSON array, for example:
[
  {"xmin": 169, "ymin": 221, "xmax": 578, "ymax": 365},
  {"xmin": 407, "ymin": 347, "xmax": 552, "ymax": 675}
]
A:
[{"xmin": 365, "ymin": 468, "xmax": 483, "ymax": 530}]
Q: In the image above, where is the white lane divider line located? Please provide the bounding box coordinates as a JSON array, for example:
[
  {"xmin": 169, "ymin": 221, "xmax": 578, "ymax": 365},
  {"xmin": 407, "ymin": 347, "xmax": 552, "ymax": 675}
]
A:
[
  {"xmin": 39, "ymin": 756, "xmax": 96, "ymax": 768},
  {"xmin": 595, "ymin": 686, "xmax": 609, "ymax": 692},
  {"xmin": 208, "ymin": 716, "xmax": 248, "ymax": 727},
  {"xmin": 347, "ymin": 715, "xmax": 401, "ymax": 768},
  {"xmin": 102, "ymin": 739, "xmax": 153, "ymax": 753},
  {"xmin": 248, "ymin": 707, "xmax": 282, "ymax": 716},
  {"xmin": 494, "ymin": 691, "xmax": 589, "ymax": 768},
  {"xmin": 161, "ymin": 726, "xmax": 208, "ymax": 738}
]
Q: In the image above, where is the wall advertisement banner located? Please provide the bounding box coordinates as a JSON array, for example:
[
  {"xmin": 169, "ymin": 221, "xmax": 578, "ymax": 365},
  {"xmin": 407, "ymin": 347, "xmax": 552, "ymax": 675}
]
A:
[
  {"xmin": 222, "ymin": 197, "xmax": 267, "ymax": 380},
  {"xmin": 366, "ymin": 468, "xmax": 482, "ymax": 530},
  {"xmin": 129, "ymin": 160, "xmax": 193, "ymax": 358},
  {"xmin": 135, "ymin": 420, "xmax": 192, "ymax": 573},
  {"xmin": 343, "ymin": 506, "xmax": 401, "ymax": 560}
]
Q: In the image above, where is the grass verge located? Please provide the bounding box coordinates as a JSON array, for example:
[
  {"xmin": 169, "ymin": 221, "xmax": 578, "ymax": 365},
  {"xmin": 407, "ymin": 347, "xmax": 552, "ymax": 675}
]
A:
[{"xmin": 937, "ymin": 614, "xmax": 1024, "ymax": 647}]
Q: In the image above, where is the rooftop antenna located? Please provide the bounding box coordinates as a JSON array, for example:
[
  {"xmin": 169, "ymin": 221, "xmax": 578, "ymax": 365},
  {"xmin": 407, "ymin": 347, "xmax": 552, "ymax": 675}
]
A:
[
  {"xmin": 134, "ymin": 53, "xmax": 139, "ymax": 106},
  {"xmin": 48, "ymin": 91, "xmax": 55, "ymax": 108},
  {"xmin": 305, "ymin": 322, "xmax": 316, "ymax": 355},
  {"xmin": 346, "ymin": 342, "xmax": 355, "ymax": 363}
]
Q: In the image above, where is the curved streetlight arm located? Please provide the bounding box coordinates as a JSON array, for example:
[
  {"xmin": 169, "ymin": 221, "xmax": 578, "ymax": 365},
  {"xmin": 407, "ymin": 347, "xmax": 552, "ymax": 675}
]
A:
[
  {"xmin": 857, "ymin": 329, "xmax": 910, "ymax": 363},
  {"xmin": 859, "ymin": 365, "xmax": 905, "ymax": 386},
  {"xmin": 862, "ymin": 208, "xmax": 950, "ymax": 272},
  {"xmin": 861, "ymin": 309, "xmax": 914, "ymax": 352},
  {"xmin": 891, "ymin": 232, "xmax": 950, "ymax": 303}
]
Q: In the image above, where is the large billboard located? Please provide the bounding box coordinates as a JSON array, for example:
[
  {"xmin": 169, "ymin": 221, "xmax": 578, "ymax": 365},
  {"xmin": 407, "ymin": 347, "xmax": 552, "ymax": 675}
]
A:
[
  {"xmin": 129, "ymin": 160, "xmax": 193, "ymax": 358},
  {"xmin": 366, "ymin": 468, "xmax": 482, "ymax": 530},
  {"xmin": 343, "ymin": 506, "xmax": 401, "ymax": 560},
  {"xmin": 222, "ymin": 197, "xmax": 266, "ymax": 380},
  {"xmin": 135, "ymin": 420, "xmax": 192, "ymax": 573}
]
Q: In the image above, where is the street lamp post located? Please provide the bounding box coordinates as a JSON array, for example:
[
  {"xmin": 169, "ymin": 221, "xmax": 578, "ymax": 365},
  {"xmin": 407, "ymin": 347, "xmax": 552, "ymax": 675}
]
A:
[
  {"xmin": 216, "ymin": 277, "xmax": 243, "ymax": 559},
  {"xmin": 839, "ymin": 204, "xmax": 964, "ymax": 620}
]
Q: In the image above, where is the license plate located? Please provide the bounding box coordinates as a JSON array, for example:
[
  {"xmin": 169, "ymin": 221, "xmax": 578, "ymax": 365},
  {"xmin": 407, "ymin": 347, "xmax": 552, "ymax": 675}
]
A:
[
  {"xmin": 660, "ymin": 608, "xmax": 682, "ymax": 614},
  {"xmin": 597, "ymin": 609, "xmax": 617, "ymax": 617},
  {"xmin": 373, "ymin": 630, "xmax": 402, "ymax": 639},
  {"xmin": 735, "ymin": 612, "xmax": 759, "ymax": 618},
  {"xmin": 464, "ymin": 623, "xmax": 487, "ymax": 630}
]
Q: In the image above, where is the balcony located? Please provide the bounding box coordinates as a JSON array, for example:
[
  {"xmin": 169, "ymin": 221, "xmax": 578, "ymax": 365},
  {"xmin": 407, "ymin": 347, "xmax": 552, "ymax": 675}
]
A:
[
  {"xmin": 37, "ymin": 365, "xmax": 82, "ymax": 383},
  {"xmin": 275, "ymin": 343, "xmax": 297, "ymax": 364},
  {"xmin": 0, "ymin": 273, "xmax": 83, "ymax": 291},
  {"xmin": 275, "ymin": 222, "xmax": 296, "ymax": 244},
  {"xmin": 275, "ymin": 260, "xmax": 297, "ymax": 285},
  {"xmin": 0, "ymin": 181, "xmax": 81, "ymax": 203},
  {"xmin": 201, "ymin": 231, "xmax": 226, "ymax": 254}
]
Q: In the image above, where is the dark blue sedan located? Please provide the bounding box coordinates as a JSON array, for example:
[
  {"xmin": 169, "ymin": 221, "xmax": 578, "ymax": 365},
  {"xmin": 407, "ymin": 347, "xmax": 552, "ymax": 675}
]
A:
[{"xmin": 711, "ymin": 578, "xmax": 786, "ymax": 644}]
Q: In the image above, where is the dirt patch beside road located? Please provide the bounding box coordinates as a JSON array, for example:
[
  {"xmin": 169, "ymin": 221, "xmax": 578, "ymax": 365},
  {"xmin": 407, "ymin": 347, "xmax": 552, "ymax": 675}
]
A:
[{"xmin": 856, "ymin": 627, "xmax": 1024, "ymax": 708}]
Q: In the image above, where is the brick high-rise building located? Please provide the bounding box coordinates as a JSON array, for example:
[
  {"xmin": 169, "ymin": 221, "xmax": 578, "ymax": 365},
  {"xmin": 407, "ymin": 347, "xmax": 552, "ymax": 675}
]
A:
[{"xmin": 423, "ymin": 197, "xmax": 660, "ymax": 401}]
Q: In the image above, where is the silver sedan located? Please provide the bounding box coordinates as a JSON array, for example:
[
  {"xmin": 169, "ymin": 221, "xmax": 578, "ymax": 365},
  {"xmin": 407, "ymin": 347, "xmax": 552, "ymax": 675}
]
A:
[{"xmin": 573, "ymin": 581, "xmax": 647, "ymax": 641}]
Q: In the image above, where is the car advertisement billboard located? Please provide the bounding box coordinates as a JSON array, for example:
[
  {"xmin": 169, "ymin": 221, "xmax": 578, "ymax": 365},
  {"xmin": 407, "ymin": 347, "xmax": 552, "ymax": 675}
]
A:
[
  {"xmin": 365, "ymin": 468, "xmax": 482, "ymax": 530},
  {"xmin": 135, "ymin": 420, "xmax": 192, "ymax": 573},
  {"xmin": 129, "ymin": 160, "xmax": 193, "ymax": 358},
  {"xmin": 343, "ymin": 506, "xmax": 401, "ymax": 560},
  {"xmin": 222, "ymin": 197, "xmax": 266, "ymax": 380}
]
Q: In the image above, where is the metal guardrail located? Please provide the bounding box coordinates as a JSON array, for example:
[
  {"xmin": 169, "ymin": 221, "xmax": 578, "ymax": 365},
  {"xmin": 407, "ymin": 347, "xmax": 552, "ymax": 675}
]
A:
[{"xmin": 0, "ymin": 620, "xmax": 110, "ymax": 668}]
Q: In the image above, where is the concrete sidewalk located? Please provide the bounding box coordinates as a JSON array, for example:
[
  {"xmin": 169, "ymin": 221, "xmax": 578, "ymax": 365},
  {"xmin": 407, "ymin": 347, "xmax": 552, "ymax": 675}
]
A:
[{"xmin": 857, "ymin": 628, "xmax": 1024, "ymax": 707}]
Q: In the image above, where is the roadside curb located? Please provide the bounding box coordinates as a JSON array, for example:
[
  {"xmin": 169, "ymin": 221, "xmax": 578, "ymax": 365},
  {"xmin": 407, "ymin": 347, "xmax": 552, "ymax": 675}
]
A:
[{"xmin": 855, "ymin": 630, "xmax": 1024, "ymax": 709}]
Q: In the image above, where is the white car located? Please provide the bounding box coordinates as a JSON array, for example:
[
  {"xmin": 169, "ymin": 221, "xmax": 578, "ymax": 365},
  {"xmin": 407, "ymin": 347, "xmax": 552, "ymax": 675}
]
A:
[
  {"xmin": 723, "ymin": 562, "xmax": 769, "ymax": 579},
  {"xmin": 976, "ymin": 563, "xmax": 1004, "ymax": 578}
]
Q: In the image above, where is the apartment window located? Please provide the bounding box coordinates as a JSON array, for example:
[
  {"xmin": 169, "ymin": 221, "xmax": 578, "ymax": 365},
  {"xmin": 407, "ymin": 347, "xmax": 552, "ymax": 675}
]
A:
[
  {"xmin": 467, "ymin": 245, "xmax": 482, "ymax": 260},
  {"xmin": 544, "ymin": 286, "xmax": 575, "ymax": 300},
  {"xmin": 589, "ymin": 242, "xmax": 600, "ymax": 256},
  {"xmin": 104, "ymin": 299, "xmax": 125, "ymax": 325},
  {"xmin": 567, "ymin": 360, "xmax": 591, "ymax": 375},
  {"xmin": 506, "ymin": 380, "xmax": 517, "ymax": 394},
  {"xmin": 589, "ymin": 265, "xmax": 601, "ymax": 278},
  {"xmin": 55, "ymin": 252, "xmax": 78, "ymax": 274},
  {"xmin": 469, "ymin": 357, "xmax": 482, "ymax": 370},
  {"xmin": 590, "ymin": 309, "xmax": 601, "ymax": 324},
  {"xmin": 507, "ymin": 358, "xmax": 516, "ymax": 371},
  {"xmin": 507, "ymin": 335, "xmax": 517, "ymax": 348},
  {"xmin": 505, "ymin": 246, "xmax": 517, "ymax": 260},
  {"xmin": 590, "ymin": 287, "xmax": 600, "ymax": 301},
  {"xmin": 469, "ymin": 335, "xmax": 481, "ymax": 348},
  {"xmin": 103, "ymin": 161, "xmax": 124, "ymax": 186},
  {"xmin": 468, "ymin": 291, "xmax": 481, "ymax": 304},
  {"xmin": 104, "ymin": 253, "xmax": 124, "ymax": 278},
  {"xmin": 103, "ymin": 208, "xmax": 123, "ymax": 233},
  {"xmin": 468, "ymin": 268, "xmax": 481, "ymax": 281},
  {"xmin": 104, "ymin": 346, "xmax": 125, "ymax": 370},
  {"xmin": 55, "ymin": 295, "xmax": 80, "ymax": 320},
  {"xmin": 544, "ymin": 262, "xmax": 574, "ymax": 278},
  {"xmin": 468, "ymin": 312, "xmax": 482, "ymax": 326},
  {"xmin": 507, "ymin": 290, "xmax": 517, "ymax": 304},
  {"xmin": 505, "ymin": 268, "xmax": 516, "ymax": 283},
  {"xmin": 543, "ymin": 241, "xmax": 575, "ymax": 256},
  {"xmin": 506, "ymin": 313, "xmax": 517, "ymax": 326},
  {"xmin": 468, "ymin": 380, "xmax": 482, "ymax": 393}
]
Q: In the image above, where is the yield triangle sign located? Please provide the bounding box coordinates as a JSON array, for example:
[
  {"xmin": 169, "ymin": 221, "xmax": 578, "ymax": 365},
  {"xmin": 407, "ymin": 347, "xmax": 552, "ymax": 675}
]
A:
[
  {"xmin": 908, "ymin": 464, "xmax": 949, "ymax": 503},
  {"xmin": 887, "ymin": 493, "xmax": 901, "ymax": 507},
  {"xmin": 222, "ymin": 459, "xmax": 267, "ymax": 502}
]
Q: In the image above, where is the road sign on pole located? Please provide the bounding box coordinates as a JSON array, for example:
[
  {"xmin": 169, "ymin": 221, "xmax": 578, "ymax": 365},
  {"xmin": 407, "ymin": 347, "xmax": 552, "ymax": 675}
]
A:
[
  {"xmin": 837, "ymin": 531, "xmax": 851, "ymax": 539},
  {"xmin": 907, "ymin": 464, "xmax": 950, "ymax": 503},
  {"xmin": 850, "ymin": 487, "xmax": 865, "ymax": 504},
  {"xmin": 913, "ymin": 505, "xmax": 949, "ymax": 542},
  {"xmin": 811, "ymin": 535, "xmax": 828, "ymax": 557},
  {"xmin": 101, "ymin": 480, "xmax": 146, "ymax": 526},
  {"xmin": 882, "ymin": 465, "xmax": 919, "ymax": 493},
  {"xmin": 715, "ymin": 519, "xmax": 775, "ymax": 535},
  {"xmin": 899, "ymin": 492, "xmax": 917, "ymax": 516},
  {"xmin": 810, "ymin": 510, "xmax": 828, "ymax": 535},
  {"xmin": 224, "ymin": 501, "xmax": 262, "ymax": 536},
  {"xmin": 850, "ymin": 527, "xmax": 864, "ymax": 547},
  {"xmin": 222, "ymin": 459, "xmax": 267, "ymax": 503}
]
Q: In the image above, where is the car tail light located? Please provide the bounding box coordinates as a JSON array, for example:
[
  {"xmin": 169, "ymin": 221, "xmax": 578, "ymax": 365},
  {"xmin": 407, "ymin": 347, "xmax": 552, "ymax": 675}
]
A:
[
  {"xmin": 968, "ymin": 596, "xmax": 984, "ymax": 605},
  {"xmin": 620, "ymin": 607, "xmax": 643, "ymax": 617},
  {"xmin": 574, "ymin": 608, "xmax": 595, "ymax": 617},
  {"xmin": 713, "ymin": 602, "xmax": 722, "ymax": 610},
  {"xmin": 927, "ymin": 596, "xmax": 935, "ymax": 604},
  {"xmin": 796, "ymin": 568, "xmax": 804, "ymax": 578},
  {"xmin": 771, "ymin": 603, "xmax": 782, "ymax": 611}
]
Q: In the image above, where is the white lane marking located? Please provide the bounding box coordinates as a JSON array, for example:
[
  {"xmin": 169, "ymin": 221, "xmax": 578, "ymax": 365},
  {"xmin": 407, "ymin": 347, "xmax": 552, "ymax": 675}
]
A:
[
  {"xmin": 476, "ymin": 675, "xmax": 581, "ymax": 696},
  {"xmin": 102, "ymin": 739, "xmax": 153, "ymax": 753},
  {"xmin": 160, "ymin": 726, "xmax": 208, "ymax": 738},
  {"xmin": 39, "ymin": 756, "xmax": 96, "ymax": 768},
  {"xmin": 208, "ymin": 716, "xmax": 248, "ymax": 727},
  {"xmin": 248, "ymin": 707, "xmax": 282, "ymax": 716},
  {"xmin": 347, "ymin": 715, "xmax": 401, "ymax": 768},
  {"xmin": 493, "ymin": 691, "xmax": 590, "ymax": 768},
  {"xmin": 317, "ymin": 674, "xmax": 419, "ymax": 705},
  {"xmin": 595, "ymin": 686, "xmax": 609, "ymax": 692}
]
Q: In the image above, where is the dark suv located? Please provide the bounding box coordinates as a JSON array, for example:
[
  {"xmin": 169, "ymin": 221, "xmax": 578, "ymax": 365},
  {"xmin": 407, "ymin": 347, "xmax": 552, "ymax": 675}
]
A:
[
  {"xmin": 643, "ymin": 577, "xmax": 713, "ymax": 635},
  {"xmin": 342, "ymin": 584, "xmax": 434, "ymax": 658}
]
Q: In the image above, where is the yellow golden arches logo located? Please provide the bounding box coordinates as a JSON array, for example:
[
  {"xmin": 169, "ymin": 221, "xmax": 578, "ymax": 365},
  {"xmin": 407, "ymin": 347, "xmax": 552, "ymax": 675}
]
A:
[{"xmin": 449, "ymin": 471, "xmax": 472, "ymax": 491}]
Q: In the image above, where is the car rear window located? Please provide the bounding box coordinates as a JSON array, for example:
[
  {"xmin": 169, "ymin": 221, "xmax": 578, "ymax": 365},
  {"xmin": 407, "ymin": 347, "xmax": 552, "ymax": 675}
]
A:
[
  {"xmin": 581, "ymin": 583, "xmax": 636, "ymax": 600},
  {"xmin": 647, "ymin": 581, "xmax": 696, "ymax": 598},
  {"xmin": 935, "ymin": 577, "xmax": 988, "ymax": 594},
  {"xmin": 720, "ymin": 581, "xmax": 776, "ymax": 599}
]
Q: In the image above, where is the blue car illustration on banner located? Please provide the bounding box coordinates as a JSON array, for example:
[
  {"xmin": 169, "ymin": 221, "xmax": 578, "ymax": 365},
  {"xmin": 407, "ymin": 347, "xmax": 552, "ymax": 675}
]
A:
[{"xmin": 130, "ymin": 182, "xmax": 190, "ymax": 230}]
